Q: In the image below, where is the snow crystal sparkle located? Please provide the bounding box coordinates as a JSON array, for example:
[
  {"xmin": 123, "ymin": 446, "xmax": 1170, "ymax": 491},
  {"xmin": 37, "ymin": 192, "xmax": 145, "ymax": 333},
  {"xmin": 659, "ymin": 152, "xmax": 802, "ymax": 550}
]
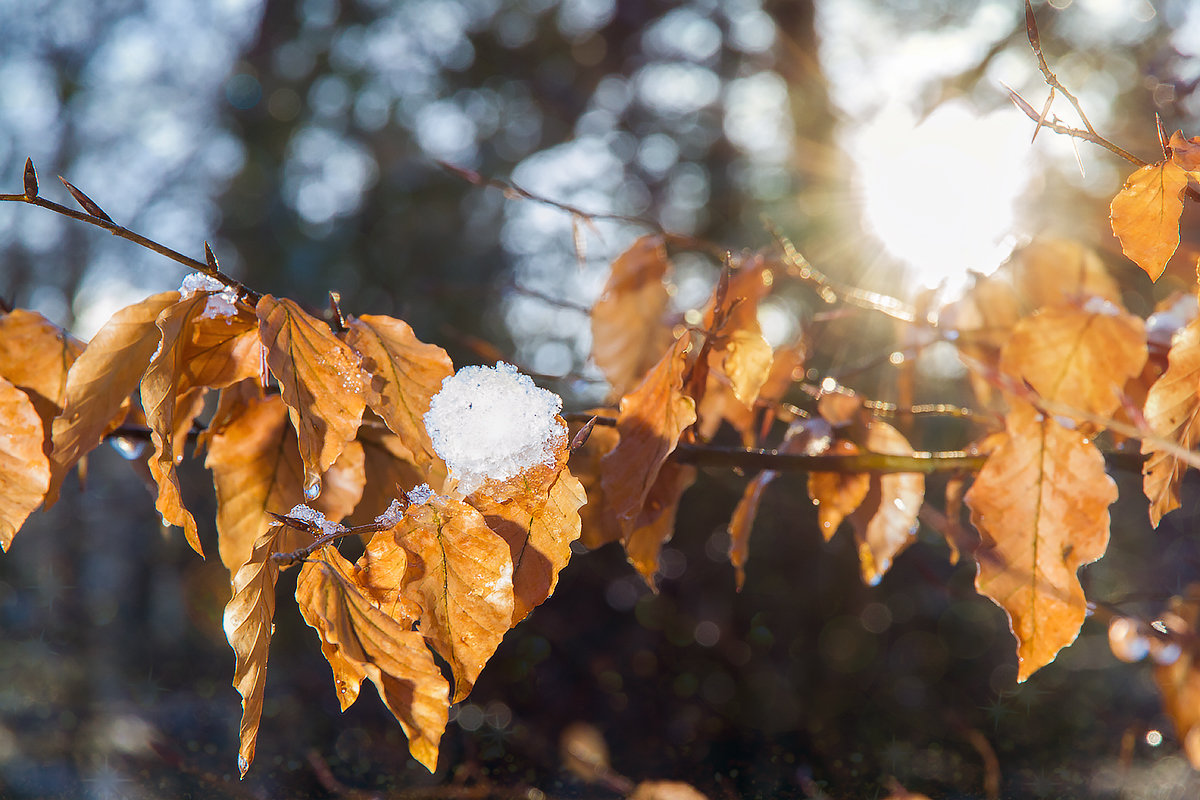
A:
[{"xmin": 423, "ymin": 362, "xmax": 565, "ymax": 495}]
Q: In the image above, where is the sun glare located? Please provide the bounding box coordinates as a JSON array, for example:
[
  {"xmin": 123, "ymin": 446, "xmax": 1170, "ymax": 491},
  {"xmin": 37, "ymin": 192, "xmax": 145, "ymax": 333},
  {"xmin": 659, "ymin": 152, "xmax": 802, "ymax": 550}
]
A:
[{"xmin": 852, "ymin": 101, "xmax": 1033, "ymax": 298}]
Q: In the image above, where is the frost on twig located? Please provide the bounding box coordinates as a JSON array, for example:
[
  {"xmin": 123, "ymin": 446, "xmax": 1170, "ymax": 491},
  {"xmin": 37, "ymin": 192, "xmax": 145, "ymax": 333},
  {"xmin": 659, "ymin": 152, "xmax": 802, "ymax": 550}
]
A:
[{"xmin": 424, "ymin": 362, "xmax": 566, "ymax": 495}]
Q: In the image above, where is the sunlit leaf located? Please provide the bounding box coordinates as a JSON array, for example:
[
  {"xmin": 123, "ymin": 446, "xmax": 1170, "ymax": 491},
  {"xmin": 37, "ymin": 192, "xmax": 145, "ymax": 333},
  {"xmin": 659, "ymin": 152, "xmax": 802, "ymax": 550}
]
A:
[
  {"xmin": 808, "ymin": 439, "xmax": 871, "ymax": 541},
  {"xmin": 394, "ymin": 493, "xmax": 514, "ymax": 702},
  {"xmin": 471, "ymin": 454, "xmax": 586, "ymax": 624},
  {"xmin": 846, "ymin": 422, "xmax": 924, "ymax": 585},
  {"xmin": 143, "ymin": 296, "xmax": 262, "ymax": 555},
  {"xmin": 355, "ymin": 528, "xmax": 422, "ymax": 621},
  {"xmin": 296, "ymin": 546, "xmax": 449, "ymax": 772},
  {"xmin": 224, "ymin": 522, "xmax": 311, "ymax": 777},
  {"xmin": 601, "ymin": 335, "xmax": 696, "ymax": 538},
  {"xmin": 1142, "ymin": 317, "xmax": 1200, "ymax": 526},
  {"xmin": 569, "ymin": 417, "xmax": 623, "ymax": 550},
  {"xmin": 623, "ymin": 461, "xmax": 696, "ymax": 587},
  {"xmin": 46, "ymin": 291, "xmax": 180, "ymax": 506},
  {"xmin": 0, "ymin": 308, "xmax": 85, "ymax": 438},
  {"xmin": 628, "ymin": 781, "xmax": 710, "ymax": 800},
  {"xmin": 257, "ymin": 295, "xmax": 366, "ymax": 498},
  {"xmin": 965, "ymin": 402, "xmax": 1117, "ymax": 681},
  {"xmin": 728, "ymin": 469, "xmax": 776, "ymax": 590},
  {"xmin": 314, "ymin": 440, "xmax": 366, "ymax": 525},
  {"xmin": 344, "ymin": 314, "xmax": 453, "ymax": 472},
  {"xmin": 1000, "ymin": 303, "xmax": 1147, "ymax": 420},
  {"xmin": 1152, "ymin": 585, "xmax": 1200, "ymax": 769},
  {"xmin": 206, "ymin": 394, "xmax": 303, "ymax": 572},
  {"xmin": 590, "ymin": 235, "xmax": 674, "ymax": 399},
  {"xmin": 1011, "ymin": 238, "xmax": 1124, "ymax": 311},
  {"xmin": 1110, "ymin": 159, "xmax": 1190, "ymax": 281},
  {"xmin": 0, "ymin": 376, "xmax": 51, "ymax": 551}
]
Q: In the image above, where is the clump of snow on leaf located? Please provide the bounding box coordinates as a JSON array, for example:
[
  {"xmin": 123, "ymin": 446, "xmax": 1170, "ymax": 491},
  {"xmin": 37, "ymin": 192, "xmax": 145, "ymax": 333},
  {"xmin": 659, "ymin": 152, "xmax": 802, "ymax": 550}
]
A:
[
  {"xmin": 179, "ymin": 271, "xmax": 240, "ymax": 320},
  {"xmin": 424, "ymin": 362, "xmax": 565, "ymax": 495},
  {"xmin": 287, "ymin": 503, "xmax": 345, "ymax": 537}
]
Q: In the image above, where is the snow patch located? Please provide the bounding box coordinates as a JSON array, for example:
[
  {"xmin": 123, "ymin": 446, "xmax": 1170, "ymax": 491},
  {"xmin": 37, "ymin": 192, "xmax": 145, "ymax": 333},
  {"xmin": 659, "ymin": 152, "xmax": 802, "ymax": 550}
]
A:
[
  {"xmin": 407, "ymin": 484, "xmax": 434, "ymax": 505},
  {"xmin": 287, "ymin": 503, "xmax": 346, "ymax": 537},
  {"xmin": 423, "ymin": 362, "xmax": 566, "ymax": 495},
  {"xmin": 1083, "ymin": 296, "xmax": 1122, "ymax": 317},
  {"xmin": 374, "ymin": 498, "xmax": 407, "ymax": 528},
  {"xmin": 179, "ymin": 271, "xmax": 240, "ymax": 321}
]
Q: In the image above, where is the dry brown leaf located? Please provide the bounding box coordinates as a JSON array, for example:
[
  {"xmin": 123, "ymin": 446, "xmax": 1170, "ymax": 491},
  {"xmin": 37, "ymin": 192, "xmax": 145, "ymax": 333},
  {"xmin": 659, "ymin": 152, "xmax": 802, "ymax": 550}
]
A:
[
  {"xmin": 1011, "ymin": 238, "xmax": 1124, "ymax": 311},
  {"xmin": 313, "ymin": 440, "xmax": 366, "ymax": 524},
  {"xmin": 817, "ymin": 388, "xmax": 863, "ymax": 428},
  {"xmin": 296, "ymin": 546, "xmax": 449, "ymax": 772},
  {"xmin": 591, "ymin": 235, "xmax": 674, "ymax": 399},
  {"xmin": 470, "ymin": 441, "xmax": 586, "ymax": 623},
  {"xmin": 0, "ymin": 308, "xmax": 85, "ymax": 438},
  {"xmin": 1142, "ymin": 317, "xmax": 1200, "ymax": 526},
  {"xmin": 46, "ymin": 291, "xmax": 180, "ymax": 506},
  {"xmin": 143, "ymin": 296, "xmax": 262, "ymax": 556},
  {"xmin": 570, "ymin": 418, "xmax": 623, "ymax": 550},
  {"xmin": 344, "ymin": 314, "xmax": 453, "ymax": 472},
  {"xmin": 623, "ymin": 461, "xmax": 696, "ymax": 587},
  {"xmin": 1152, "ymin": 585, "xmax": 1200, "ymax": 769},
  {"xmin": 728, "ymin": 469, "xmax": 776, "ymax": 590},
  {"xmin": 394, "ymin": 492, "xmax": 514, "ymax": 701},
  {"xmin": 847, "ymin": 422, "xmax": 925, "ymax": 585},
  {"xmin": 0, "ymin": 376, "xmax": 51, "ymax": 551},
  {"xmin": 965, "ymin": 402, "xmax": 1117, "ymax": 681},
  {"xmin": 224, "ymin": 522, "xmax": 311, "ymax": 777},
  {"xmin": 1110, "ymin": 159, "xmax": 1190, "ymax": 281},
  {"xmin": 808, "ymin": 440, "xmax": 871, "ymax": 540},
  {"xmin": 601, "ymin": 335, "xmax": 696, "ymax": 538},
  {"xmin": 205, "ymin": 394, "xmax": 303, "ymax": 572},
  {"xmin": 1000, "ymin": 303, "xmax": 1147, "ymax": 420},
  {"xmin": 257, "ymin": 295, "xmax": 366, "ymax": 498},
  {"xmin": 355, "ymin": 528, "xmax": 422, "ymax": 621}
]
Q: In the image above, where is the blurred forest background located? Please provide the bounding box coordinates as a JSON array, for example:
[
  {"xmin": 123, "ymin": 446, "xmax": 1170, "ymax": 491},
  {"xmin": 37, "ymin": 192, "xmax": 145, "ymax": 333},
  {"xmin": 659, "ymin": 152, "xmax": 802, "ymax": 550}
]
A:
[{"xmin": 4, "ymin": 0, "xmax": 1200, "ymax": 797}]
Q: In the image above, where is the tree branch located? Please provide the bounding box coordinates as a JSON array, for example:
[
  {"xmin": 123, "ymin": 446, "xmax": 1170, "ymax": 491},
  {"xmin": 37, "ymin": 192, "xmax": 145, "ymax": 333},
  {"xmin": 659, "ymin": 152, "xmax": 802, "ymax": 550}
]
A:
[{"xmin": 1, "ymin": 159, "xmax": 260, "ymax": 303}]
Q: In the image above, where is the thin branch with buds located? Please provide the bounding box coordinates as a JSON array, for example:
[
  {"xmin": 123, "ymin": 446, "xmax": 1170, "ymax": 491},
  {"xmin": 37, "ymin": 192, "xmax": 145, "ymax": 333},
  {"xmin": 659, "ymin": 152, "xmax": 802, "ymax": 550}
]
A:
[{"xmin": 0, "ymin": 158, "xmax": 259, "ymax": 303}]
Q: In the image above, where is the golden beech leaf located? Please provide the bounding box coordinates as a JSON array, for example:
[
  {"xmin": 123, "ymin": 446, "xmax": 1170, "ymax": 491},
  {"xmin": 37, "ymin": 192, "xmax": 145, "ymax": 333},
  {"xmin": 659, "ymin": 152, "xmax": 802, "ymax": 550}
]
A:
[
  {"xmin": 0, "ymin": 308, "xmax": 85, "ymax": 437},
  {"xmin": 46, "ymin": 291, "xmax": 180, "ymax": 506},
  {"xmin": 965, "ymin": 402, "xmax": 1118, "ymax": 682},
  {"xmin": 344, "ymin": 315, "xmax": 453, "ymax": 472},
  {"xmin": 472, "ymin": 459, "xmax": 586, "ymax": 625},
  {"xmin": 590, "ymin": 234, "xmax": 674, "ymax": 399},
  {"xmin": 1011, "ymin": 238, "xmax": 1124, "ymax": 312},
  {"xmin": 569, "ymin": 417, "xmax": 623, "ymax": 550},
  {"xmin": 846, "ymin": 422, "xmax": 924, "ymax": 585},
  {"xmin": 623, "ymin": 461, "xmax": 696, "ymax": 587},
  {"xmin": 1142, "ymin": 317, "xmax": 1200, "ymax": 527},
  {"xmin": 601, "ymin": 335, "xmax": 696, "ymax": 537},
  {"xmin": 257, "ymin": 295, "xmax": 366, "ymax": 498},
  {"xmin": 206, "ymin": 393, "xmax": 303, "ymax": 572},
  {"xmin": 224, "ymin": 522, "xmax": 311, "ymax": 777},
  {"xmin": 808, "ymin": 440, "xmax": 871, "ymax": 540},
  {"xmin": 1110, "ymin": 159, "xmax": 1190, "ymax": 281},
  {"xmin": 728, "ymin": 469, "xmax": 776, "ymax": 591},
  {"xmin": 296, "ymin": 546, "xmax": 450, "ymax": 773},
  {"xmin": 355, "ymin": 529, "xmax": 423, "ymax": 621},
  {"xmin": 628, "ymin": 781, "xmax": 710, "ymax": 800},
  {"xmin": 313, "ymin": 440, "xmax": 366, "ymax": 524},
  {"xmin": 393, "ymin": 493, "xmax": 514, "ymax": 702},
  {"xmin": 143, "ymin": 296, "xmax": 263, "ymax": 556},
  {"xmin": 1000, "ymin": 303, "xmax": 1147, "ymax": 420},
  {"xmin": 0, "ymin": 376, "xmax": 51, "ymax": 551},
  {"xmin": 1152, "ymin": 585, "xmax": 1200, "ymax": 769}
]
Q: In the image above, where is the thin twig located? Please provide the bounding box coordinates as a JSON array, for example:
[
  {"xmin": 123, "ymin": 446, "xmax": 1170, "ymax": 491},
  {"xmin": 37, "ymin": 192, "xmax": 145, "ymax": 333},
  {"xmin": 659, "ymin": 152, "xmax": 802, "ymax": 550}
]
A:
[
  {"xmin": 766, "ymin": 220, "xmax": 919, "ymax": 324},
  {"xmin": 0, "ymin": 160, "xmax": 259, "ymax": 303},
  {"xmin": 672, "ymin": 444, "xmax": 987, "ymax": 474}
]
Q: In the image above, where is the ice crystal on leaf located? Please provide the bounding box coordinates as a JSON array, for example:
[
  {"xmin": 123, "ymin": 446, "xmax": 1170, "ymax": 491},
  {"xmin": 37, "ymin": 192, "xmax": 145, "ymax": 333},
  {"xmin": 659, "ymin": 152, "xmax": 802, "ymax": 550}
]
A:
[
  {"xmin": 424, "ymin": 362, "xmax": 565, "ymax": 495},
  {"xmin": 286, "ymin": 503, "xmax": 345, "ymax": 537}
]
